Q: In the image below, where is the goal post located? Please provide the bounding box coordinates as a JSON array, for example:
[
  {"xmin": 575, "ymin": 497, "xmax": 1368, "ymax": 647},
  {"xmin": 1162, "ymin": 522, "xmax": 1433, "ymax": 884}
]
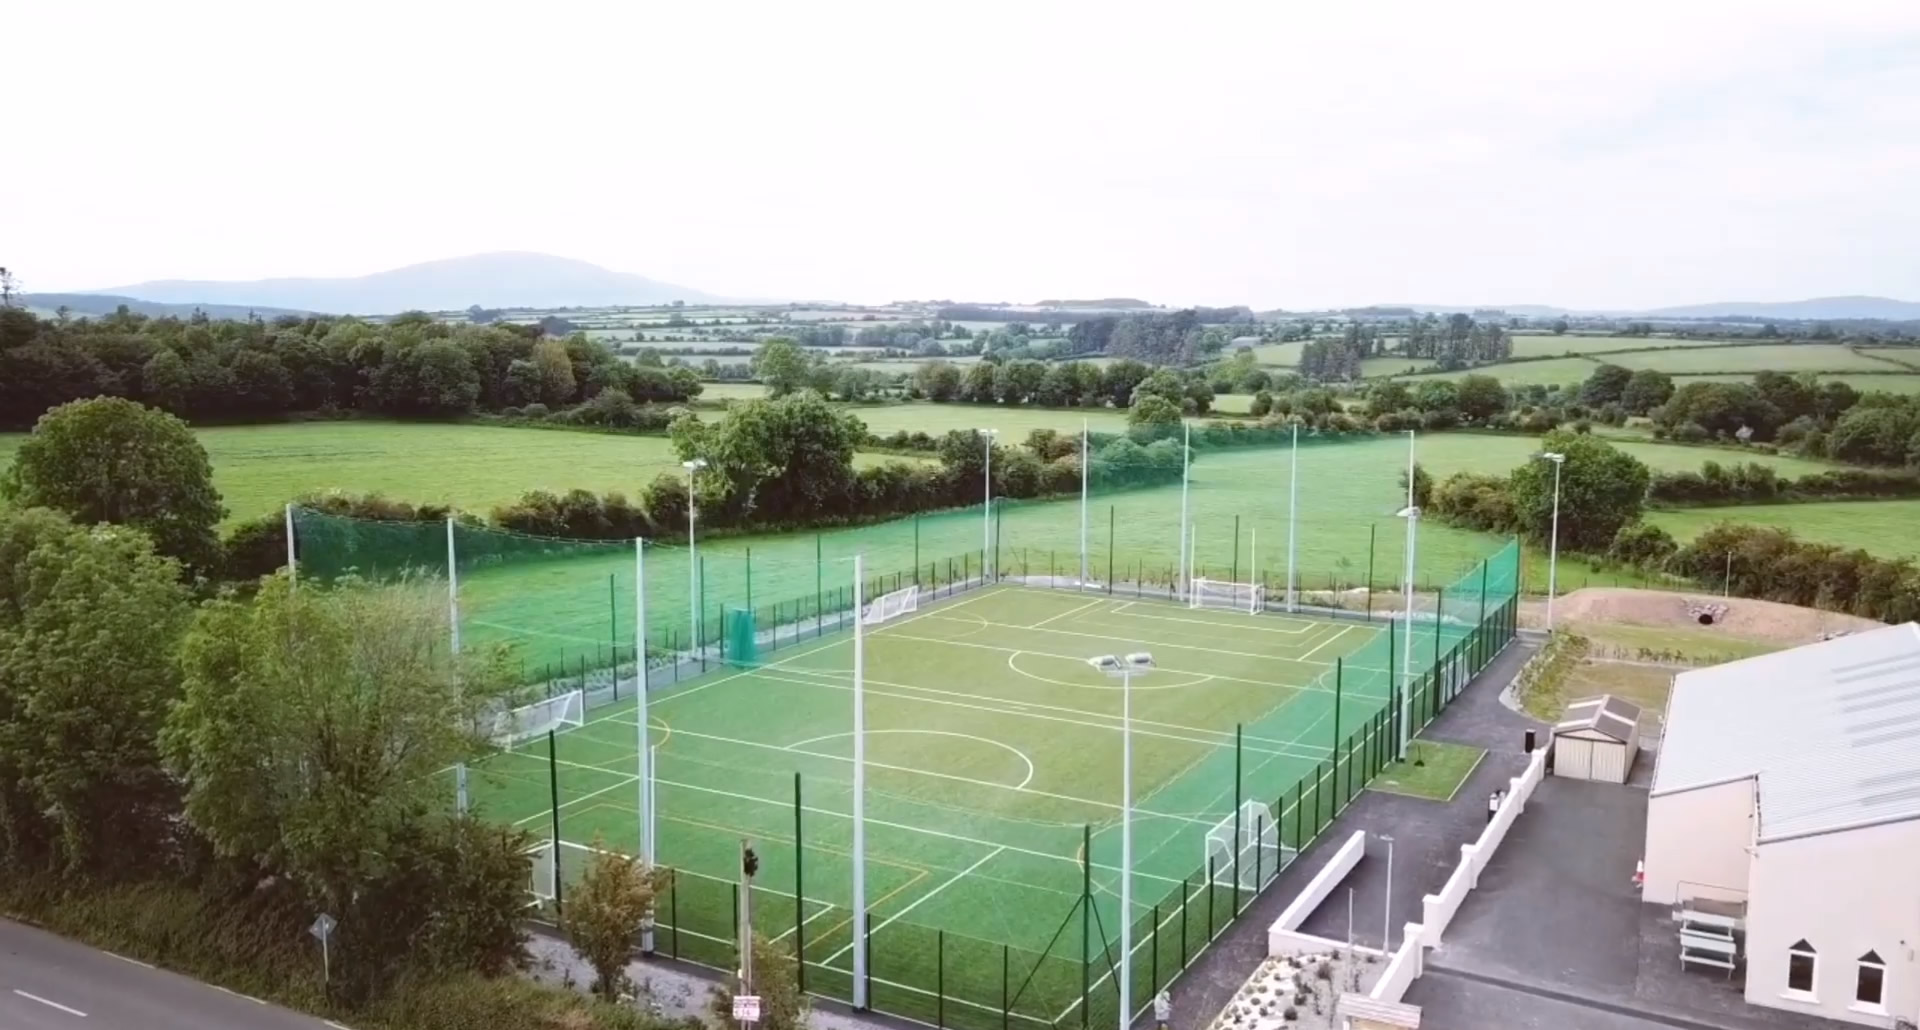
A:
[
  {"xmin": 490, "ymin": 689, "xmax": 585, "ymax": 750},
  {"xmin": 1205, "ymin": 800, "xmax": 1282, "ymax": 890},
  {"xmin": 861, "ymin": 583, "xmax": 919, "ymax": 625},
  {"xmin": 1190, "ymin": 578, "xmax": 1265, "ymax": 614}
]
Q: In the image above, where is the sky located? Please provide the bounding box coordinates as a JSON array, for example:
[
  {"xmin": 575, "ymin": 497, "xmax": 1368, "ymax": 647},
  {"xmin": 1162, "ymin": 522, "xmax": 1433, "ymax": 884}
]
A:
[{"xmin": 6, "ymin": 1, "xmax": 1920, "ymax": 310}]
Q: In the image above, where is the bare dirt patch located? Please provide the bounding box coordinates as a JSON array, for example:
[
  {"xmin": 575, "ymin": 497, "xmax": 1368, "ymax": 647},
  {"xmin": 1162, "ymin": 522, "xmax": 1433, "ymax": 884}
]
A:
[{"xmin": 1522, "ymin": 587, "xmax": 1879, "ymax": 645}]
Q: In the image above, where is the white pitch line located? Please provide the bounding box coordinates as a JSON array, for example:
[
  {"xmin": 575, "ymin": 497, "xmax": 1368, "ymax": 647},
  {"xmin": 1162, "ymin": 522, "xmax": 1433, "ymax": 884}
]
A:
[
  {"xmin": 1029, "ymin": 597, "xmax": 1107, "ymax": 629},
  {"xmin": 916, "ymin": 614, "xmax": 1332, "ymax": 665},
  {"xmin": 512, "ymin": 772, "xmax": 639, "ymax": 826},
  {"xmin": 823, "ymin": 846, "xmax": 1007, "ymax": 966},
  {"xmin": 771, "ymin": 900, "xmax": 839, "ymax": 944},
  {"xmin": 1301, "ymin": 623, "xmax": 1355, "ymax": 661},
  {"xmin": 12, "ymin": 990, "xmax": 87, "ymax": 1018},
  {"xmin": 1092, "ymin": 604, "xmax": 1316, "ymax": 635},
  {"xmin": 884, "ymin": 629, "xmax": 1331, "ymax": 688}
]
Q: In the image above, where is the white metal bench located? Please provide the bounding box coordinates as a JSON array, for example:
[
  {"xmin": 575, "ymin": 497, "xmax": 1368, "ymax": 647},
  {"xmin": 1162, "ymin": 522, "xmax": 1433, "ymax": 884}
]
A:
[{"xmin": 1680, "ymin": 926, "xmax": 1738, "ymax": 979}]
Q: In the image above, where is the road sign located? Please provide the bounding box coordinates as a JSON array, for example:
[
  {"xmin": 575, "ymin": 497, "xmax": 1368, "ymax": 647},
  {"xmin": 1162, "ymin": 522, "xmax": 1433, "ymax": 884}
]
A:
[
  {"xmin": 731, "ymin": 995, "xmax": 761, "ymax": 1022},
  {"xmin": 309, "ymin": 914, "xmax": 336, "ymax": 942}
]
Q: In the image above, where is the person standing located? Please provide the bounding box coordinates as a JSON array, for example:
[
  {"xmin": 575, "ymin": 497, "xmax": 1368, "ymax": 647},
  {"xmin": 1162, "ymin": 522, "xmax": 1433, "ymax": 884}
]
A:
[{"xmin": 1153, "ymin": 990, "xmax": 1172, "ymax": 1030}]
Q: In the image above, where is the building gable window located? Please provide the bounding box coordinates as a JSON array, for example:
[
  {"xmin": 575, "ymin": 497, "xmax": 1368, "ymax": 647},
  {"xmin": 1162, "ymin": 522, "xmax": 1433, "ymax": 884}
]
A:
[
  {"xmin": 1786, "ymin": 940, "xmax": 1817, "ymax": 997},
  {"xmin": 1855, "ymin": 950, "xmax": 1885, "ymax": 1011}
]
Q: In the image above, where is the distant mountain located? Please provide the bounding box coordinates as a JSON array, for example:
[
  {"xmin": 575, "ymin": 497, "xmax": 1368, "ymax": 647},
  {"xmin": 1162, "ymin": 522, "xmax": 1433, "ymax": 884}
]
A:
[
  {"xmin": 21, "ymin": 292, "xmax": 313, "ymax": 321},
  {"xmin": 89, "ymin": 252, "xmax": 725, "ymax": 316},
  {"xmin": 1638, "ymin": 296, "xmax": 1920, "ymax": 321},
  {"xmin": 1034, "ymin": 298, "xmax": 1156, "ymax": 309}
]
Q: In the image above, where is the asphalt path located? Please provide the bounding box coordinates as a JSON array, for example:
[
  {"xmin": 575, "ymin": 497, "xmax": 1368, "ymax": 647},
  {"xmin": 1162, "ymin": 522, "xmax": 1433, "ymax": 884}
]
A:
[{"xmin": 0, "ymin": 918, "xmax": 339, "ymax": 1030}]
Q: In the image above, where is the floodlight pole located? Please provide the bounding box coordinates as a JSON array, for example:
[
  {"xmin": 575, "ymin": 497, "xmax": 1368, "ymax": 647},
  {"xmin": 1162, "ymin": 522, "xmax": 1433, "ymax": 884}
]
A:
[
  {"xmin": 1080, "ymin": 419, "xmax": 1089, "ymax": 591},
  {"xmin": 979, "ymin": 429, "xmax": 998, "ymax": 581},
  {"xmin": 1091, "ymin": 653, "xmax": 1152, "ymax": 1030},
  {"xmin": 851, "ymin": 553, "xmax": 869, "ymax": 1009},
  {"xmin": 447, "ymin": 516, "xmax": 468, "ymax": 812},
  {"xmin": 684, "ymin": 459, "xmax": 707, "ymax": 650},
  {"xmin": 1286, "ymin": 423, "xmax": 1298, "ymax": 612},
  {"xmin": 1538, "ymin": 452, "xmax": 1566, "ymax": 631},
  {"xmin": 1177, "ymin": 421, "xmax": 1191, "ymax": 598},
  {"xmin": 1399, "ymin": 431, "xmax": 1417, "ymax": 761},
  {"xmin": 635, "ymin": 537, "xmax": 656, "ymax": 952},
  {"xmin": 284, "ymin": 503, "xmax": 297, "ymax": 587}
]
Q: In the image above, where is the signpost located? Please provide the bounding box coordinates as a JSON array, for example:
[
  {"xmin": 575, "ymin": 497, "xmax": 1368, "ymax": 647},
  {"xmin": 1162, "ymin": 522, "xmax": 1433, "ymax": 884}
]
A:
[
  {"xmin": 732, "ymin": 996, "xmax": 762, "ymax": 1023},
  {"xmin": 309, "ymin": 913, "xmax": 336, "ymax": 983}
]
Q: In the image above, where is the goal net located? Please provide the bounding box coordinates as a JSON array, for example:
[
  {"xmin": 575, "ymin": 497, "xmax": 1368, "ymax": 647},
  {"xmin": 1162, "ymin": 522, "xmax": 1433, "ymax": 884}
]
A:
[
  {"xmin": 862, "ymin": 584, "xmax": 919, "ymax": 625},
  {"xmin": 1204, "ymin": 800, "xmax": 1283, "ymax": 891},
  {"xmin": 1191, "ymin": 578, "xmax": 1265, "ymax": 614},
  {"xmin": 491, "ymin": 689, "xmax": 585, "ymax": 749}
]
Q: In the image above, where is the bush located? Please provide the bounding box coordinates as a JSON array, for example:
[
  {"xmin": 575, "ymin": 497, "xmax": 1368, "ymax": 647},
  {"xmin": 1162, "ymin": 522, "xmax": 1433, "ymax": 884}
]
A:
[
  {"xmin": 1671, "ymin": 422, "xmax": 1710, "ymax": 443},
  {"xmin": 521, "ymin": 402, "xmax": 551, "ymax": 419},
  {"xmin": 1608, "ymin": 522, "xmax": 1678, "ymax": 565}
]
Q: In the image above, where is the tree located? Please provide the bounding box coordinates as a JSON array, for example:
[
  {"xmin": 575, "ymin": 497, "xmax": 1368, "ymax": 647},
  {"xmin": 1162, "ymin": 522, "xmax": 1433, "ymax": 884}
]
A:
[
  {"xmin": 1454, "ymin": 374, "xmax": 1509, "ymax": 422},
  {"xmin": 0, "ymin": 508, "xmax": 190, "ymax": 875},
  {"xmin": 963, "ymin": 361, "xmax": 998, "ymax": 403},
  {"xmin": 1364, "ymin": 381, "xmax": 1412, "ymax": 417},
  {"xmin": 674, "ymin": 394, "xmax": 867, "ymax": 526},
  {"xmin": 1506, "ymin": 431, "xmax": 1651, "ymax": 551},
  {"xmin": 915, "ymin": 360, "xmax": 962, "ymax": 402},
  {"xmin": 1, "ymin": 397, "xmax": 225, "ymax": 572},
  {"xmin": 1411, "ymin": 379, "xmax": 1459, "ymax": 414},
  {"xmin": 1579, "ymin": 364, "xmax": 1632, "ymax": 407},
  {"xmin": 563, "ymin": 836, "xmax": 672, "ymax": 1001},
  {"xmin": 1620, "ymin": 369, "xmax": 1674, "ymax": 415},
  {"xmin": 163, "ymin": 575, "xmax": 522, "ymax": 997},
  {"xmin": 1128, "ymin": 394, "xmax": 1182, "ymax": 427},
  {"xmin": 1752, "ymin": 371, "xmax": 1815, "ymax": 424},
  {"xmin": 1249, "ymin": 390, "xmax": 1273, "ymax": 417},
  {"xmin": 752, "ymin": 338, "xmax": 813, "ymax": 397},
  {"xmin": 1100, "ymin": 360, "xmax": 1151, "ymax": 407},
  {"xmin": 712, "ymin": 934, "xmax": 807, "ymax": 1030},
  {"xmin": 532, "ymin": 339, "xmax": 577, "ymax": 406},
  {"xmin": 1551, "ymin": 318, "xmax": 1570, "ymax": 335},
  {"xmin": 139, "ymin": 348, "xmax": 192, "ymax": 413}
]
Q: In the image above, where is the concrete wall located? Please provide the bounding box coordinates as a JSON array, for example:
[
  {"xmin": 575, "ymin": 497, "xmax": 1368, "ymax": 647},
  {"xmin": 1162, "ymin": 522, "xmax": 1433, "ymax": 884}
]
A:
[
  {"xmin": 1744, "ymin": 819, "xmax": 1920, "ymax": 1027},
  {"xmin": 1267, "ymin": 831, "xmax": 1367, "ymax": 956},
  {"xmin": 1642, "ymin": 777, "xmax": 1755, "ymax": 906},
  {"xmin": 1370, "ymin": 923, "xmax": 1426, "ymax": 1004}
]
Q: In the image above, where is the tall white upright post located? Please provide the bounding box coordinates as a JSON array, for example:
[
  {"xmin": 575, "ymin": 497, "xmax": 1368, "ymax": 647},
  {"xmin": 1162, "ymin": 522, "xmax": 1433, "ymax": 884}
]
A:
[
  {"xmin": 1250, "ymin": 528, "xmax": 1258, "ymax": 611},
  {"xmin": 447, "ymin": 517, "xmax": 467, "ymax": 812},
  {"xmin": 284, "ymin": 503, "xmax": 297, "ymax": 586},
  {"xmin": 851, "ymin": 554, "xmax": 869, "ymax": 1009},
  {"xmin": 1545, "ymin": 454, "xmax": 1564, "ymax": 631},
  {"xmin": 1286, "ymin": 424, "xmax": 1299, "ymax": 612},
  {"xmin": 1119, "ymin": 661, "xmax": 1134, "ymax": 1030},
  {"xmin": 635, "ymin": 537, "xmax": 655, "ymax": 952},
  {"xmin": 1177, "ymin": 422, "xmax": 1191, "ymax": 597},
  {"xmin": 1381, "ymin": 834, "xmax": 1395, "ymax": 950},
  {"xmin": 981, "ymin": 430, "xmax": 996, "ymax": 581},
  {"xmin": 1079, "ymin": 419, "xmax": 1089, "ymax": 591},
  {"xmin": 1399, "ymin": 432, "xmax": 1417, "ymax": 760},
  {"xmin": 684, "ymin": 458, "xmax": 705, "ymax": 650}
]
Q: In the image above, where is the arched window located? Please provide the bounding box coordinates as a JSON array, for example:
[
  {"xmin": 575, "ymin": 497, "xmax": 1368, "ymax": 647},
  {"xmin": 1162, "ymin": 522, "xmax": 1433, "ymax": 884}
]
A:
[
  {"xmin": 1787, "ymin": 940, "xmax": 1817, "ymax": 996},
  {"xmin": 1856, "ymin": 950, "xmax": 1885, "ymax": 1009}
]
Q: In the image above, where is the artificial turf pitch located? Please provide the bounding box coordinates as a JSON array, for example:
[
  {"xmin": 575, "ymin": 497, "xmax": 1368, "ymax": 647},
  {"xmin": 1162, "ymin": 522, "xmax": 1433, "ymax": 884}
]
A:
[{"xmin": 467, "ymin": 585, "xmax": 1393, "ymax": 1027}]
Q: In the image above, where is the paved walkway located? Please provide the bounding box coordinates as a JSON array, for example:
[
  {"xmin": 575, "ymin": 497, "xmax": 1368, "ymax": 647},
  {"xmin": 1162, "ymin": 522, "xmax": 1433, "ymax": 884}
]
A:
[{"xmin": 1158, "ymin": 634, "xmax": 1543, "ymax": 1030}]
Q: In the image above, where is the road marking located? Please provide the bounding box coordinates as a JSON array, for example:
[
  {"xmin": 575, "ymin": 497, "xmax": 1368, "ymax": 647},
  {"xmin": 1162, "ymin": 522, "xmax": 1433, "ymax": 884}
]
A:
[
  {"xmin": 104, "ymin": 952, "xmax": 154, "ymax": 970},
  {"xmin": 12, "ymin": 990, "xmax": 87, "ymax": 1017},
  {"xmin": 823, "ymin": 846, "xmax": 1006, "ymax": 965}
]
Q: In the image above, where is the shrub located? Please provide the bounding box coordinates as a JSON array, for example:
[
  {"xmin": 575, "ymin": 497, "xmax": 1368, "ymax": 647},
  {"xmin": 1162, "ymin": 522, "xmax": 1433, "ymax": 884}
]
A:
[{"xmin": 521, "ymin": 402, "xmax": 551, "ymax": 419}]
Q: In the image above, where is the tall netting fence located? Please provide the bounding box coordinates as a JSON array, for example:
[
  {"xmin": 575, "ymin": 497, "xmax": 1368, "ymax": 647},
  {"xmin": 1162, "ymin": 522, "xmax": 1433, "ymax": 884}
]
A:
[{"xmin": 285, "ymin": 428, "xmax": 1524, "ymax": 1030}]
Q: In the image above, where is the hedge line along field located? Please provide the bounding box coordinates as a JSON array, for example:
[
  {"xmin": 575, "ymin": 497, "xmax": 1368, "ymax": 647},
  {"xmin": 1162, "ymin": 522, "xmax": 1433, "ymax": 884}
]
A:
[
  {"xmin": 1505, "ymin": 335, "xmax": 1732, "ymax": 358},
  {"xmin": 1607, "ymin": 343, "xmax": 1895, "ymax": 374},
  {"xmin": 850, "ymin": 402, "xmax": 1136, "ymax": 436},
  {"xmin": 1410, "ymin": 431, "xmax": 1841, "ymax": 479},
  {"xmin": 0, "ymin": 422, "xmax": 928, "ymax": 526},
  {"xmin": 1647, "ymin": 500, "xmax": 1920, "ymax": 561}
]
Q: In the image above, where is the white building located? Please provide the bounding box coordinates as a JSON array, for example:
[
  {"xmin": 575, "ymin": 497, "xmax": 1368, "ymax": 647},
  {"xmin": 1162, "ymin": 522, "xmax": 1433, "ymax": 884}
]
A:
[{"xmin": 1643, "ymin": 622, "xmax": 1920, "ymax": 1028}]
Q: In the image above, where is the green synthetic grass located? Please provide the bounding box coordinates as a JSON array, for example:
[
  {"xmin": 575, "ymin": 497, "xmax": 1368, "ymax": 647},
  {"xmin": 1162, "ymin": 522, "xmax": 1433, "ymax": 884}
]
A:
[
  {"xmin": 1646, "ymin": 499, "xmax": 1920, "ymax": 560},
  {"xmin": 1370, "ymin": 740, "xmax": 1484, "ymax": 802},
  {"xmin": 474, "ymin": 585, "xmax": 1463, "ymax": 1029},
  {"xmin": 1608, "ymin": 344, "xmax": 1890, "ymax": 374}
]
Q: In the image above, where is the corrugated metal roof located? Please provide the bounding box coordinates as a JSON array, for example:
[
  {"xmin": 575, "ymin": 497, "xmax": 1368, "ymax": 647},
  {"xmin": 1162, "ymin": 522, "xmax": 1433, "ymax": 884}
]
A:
[
  {"xmin": 1554, "ymin": 694, "xmax": 1640, "ymax": 743},
  {"xmin": 1651, "ymin": 623, "xmax": 1920, "ymax": 843}
]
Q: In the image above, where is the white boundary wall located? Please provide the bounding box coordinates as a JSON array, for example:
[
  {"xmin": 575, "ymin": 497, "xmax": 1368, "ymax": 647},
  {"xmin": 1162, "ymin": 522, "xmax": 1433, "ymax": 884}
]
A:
[
  {"xmin": 1419, "ymin": 746, "xmax": 1547, "ymax": 948},
  {"xmin": 1266, "ymin": 831, "xmax": 1372, "ymax": 956},
  {"xmin": 1369, "ymin": 922, "xmax": 1427, "ymax": 1004}
]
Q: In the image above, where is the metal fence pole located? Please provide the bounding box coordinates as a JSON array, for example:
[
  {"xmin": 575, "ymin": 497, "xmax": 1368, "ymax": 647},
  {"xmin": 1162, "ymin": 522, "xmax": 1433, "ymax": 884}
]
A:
[{"xmin": 793, "ymin": 772, "xmax": 806, "ymax": 991}]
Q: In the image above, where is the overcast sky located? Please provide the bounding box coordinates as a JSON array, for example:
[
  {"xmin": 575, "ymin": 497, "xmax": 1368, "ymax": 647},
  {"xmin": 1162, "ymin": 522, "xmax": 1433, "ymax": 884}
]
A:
[{"xmin": 7, "ymin": 1, "xmax": 1919, "ymax": 309}]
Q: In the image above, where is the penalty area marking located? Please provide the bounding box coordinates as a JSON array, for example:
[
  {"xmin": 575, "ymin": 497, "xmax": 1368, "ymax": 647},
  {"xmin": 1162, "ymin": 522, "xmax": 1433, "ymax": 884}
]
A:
[
  {"xmin": 784, "ymin": 729, "xmax": 1036, "ymax": 790},
  {"xmin": 1005, "ymin": 651, "xmax": 1216, "ymax": 692}
]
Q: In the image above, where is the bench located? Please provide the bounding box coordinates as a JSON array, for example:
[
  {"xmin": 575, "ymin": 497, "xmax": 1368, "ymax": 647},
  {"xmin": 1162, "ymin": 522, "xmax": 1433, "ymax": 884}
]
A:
[{"xmin": 1680, "ymin": 928, "xmax": 1738, "ymax": 980}]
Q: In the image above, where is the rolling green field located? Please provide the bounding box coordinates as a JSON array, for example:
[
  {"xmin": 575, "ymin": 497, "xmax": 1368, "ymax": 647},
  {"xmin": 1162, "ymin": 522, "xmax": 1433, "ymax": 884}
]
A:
[
  {"xmin": 1391, "ymin": 356, "xmax": 1600, "ymax": 387},
  {"xmin": 1660, "ymin": 372, "xmax": 1920, "ymax": 395},
  {"xmin": 697, "ymin": 382, "xmax": 771, "ymax": 401},
  {"xmin": 1411, "ymin": 431, "xmax": 1839, "ymax": 479},
  {"xmin": 1250, "ymin": 341, "xmax": 1305, "ymax": 367},
  {"xmin": 1607, "ymin": 344, "xmax": 1890, "ymax": 374},
  {"xmin": 1647, "ymin": 500, "xmax": 1920, "ymax": 560},
  {"xmin": 0, "ymin": 422, "xmax": 919, "ymax": 525},
  {"xmin": 852, "ymin": 404, "xmax": 1135, "ymax": 437},
  {"xmin": 1505, "ymin": 335, "xmax": 1726, "ymax": 358}
]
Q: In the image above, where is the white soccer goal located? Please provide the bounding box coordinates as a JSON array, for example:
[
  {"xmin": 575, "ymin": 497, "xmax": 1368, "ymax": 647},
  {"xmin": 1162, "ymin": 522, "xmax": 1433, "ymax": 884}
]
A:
[
  {"xmin": 491, "ymin": 689, "xmax": 585, "ymax": 750},
  {"xmin": 1190, "ymin": 578, "xmax": 1265, "ymax": 614},
  {"xmin": 862, "ymin": 584, "xmax": 919, "ymax": 625},
  {"xmin": 1204, "ymin": 800, "xmax": 1283, "ymax": 891}
]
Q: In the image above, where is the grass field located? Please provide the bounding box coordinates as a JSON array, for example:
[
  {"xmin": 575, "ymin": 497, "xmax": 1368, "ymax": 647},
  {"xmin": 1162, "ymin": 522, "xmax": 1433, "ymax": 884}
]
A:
[
  {"xmin": 697, "ymin": 382, "xmax": 770, "ymax": 401},
  {"xmin": 851, "ymin": 405, "xmax": 1135, "ymax": 437},
  {"xmin": 1660, "ymin": 372, "xmax": 1920, "ymax": 395},
  {"xmin": 1390, "ymin": 356, "xmax": 1601, "ymax": 386},
  {"xmin": 1505, "ymin": 335, "xmax": 1728, "ymax": 359},
  {"xmin": 1371, "ymin": 740, "xmax": 1484, "ymax": 801},
  {"xmin": 1607, "ymin": 344, "xmax": 1890, "ymax": 374},
  {"xmin": 1249, "ymin": 341, "xmax": 1304, "ymax": 367},
  {"xmin": 1646, "ymin": 499, "xmax": 1920, "ymax": 560},
  {"xmin": 0, "ymin": 422, "xmax": 919, "ymax": 525},
  {"xmin": 471, "ymin": 585, "xmax": 1436, "ymax": 1027},
  {"xmin": 1411, "ymin": 431, "xmax": 1838, "ymax": 478}
]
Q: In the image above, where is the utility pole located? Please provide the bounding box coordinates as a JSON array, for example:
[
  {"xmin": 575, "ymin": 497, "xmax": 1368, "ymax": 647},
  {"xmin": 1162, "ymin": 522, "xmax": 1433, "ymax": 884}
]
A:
[{"xmin": 736, "ymin": 840, "xmax": 760, "ymax": 1030}]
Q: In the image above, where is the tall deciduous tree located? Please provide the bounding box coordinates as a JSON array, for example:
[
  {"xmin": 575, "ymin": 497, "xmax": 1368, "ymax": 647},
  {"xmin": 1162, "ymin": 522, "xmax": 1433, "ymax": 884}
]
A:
[
  {"xmin": 1620, "ymin": 368, "xmax": 1674, "ymax": 415},
  {"xmin": 1506, "ymin": 431, "xmax": 1651, "ymax": 551},
  {"xmin": 1, "ymin": 397, "xmax": 225, "ymax": 573},
  {"xmin": 751, "ymin": 338, "xmax": 814, "ymax": 397},
  {"xmin": 0, "ymin": 508, "xmax": 190, "ymax": 876}
]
